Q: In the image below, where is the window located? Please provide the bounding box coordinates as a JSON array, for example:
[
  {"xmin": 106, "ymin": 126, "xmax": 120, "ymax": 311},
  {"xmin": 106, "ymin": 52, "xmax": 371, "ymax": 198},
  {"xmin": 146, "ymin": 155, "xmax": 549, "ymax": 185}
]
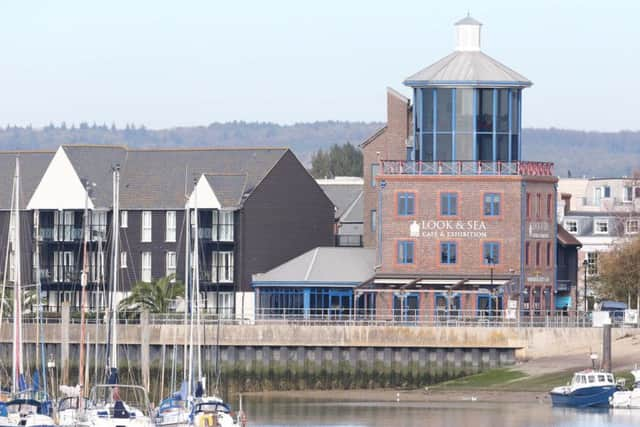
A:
[
  {"xmin": 536, "ymin": 193, "xmax": 542, "ymax": 218},
  {"xmin": 211, "ymin": 210, "xmax": 219, "ymax": 241},
  {"xmin": 483, "ymin": 242, "xmax": 500, "ymax": 264},
  {"xmin": 371, "ymin": 164, "xmax": 379, "ymax": 187},
  {"xmin": 546, "ymin": 242, "xmax": 552, "ymax": 267},
  {"xmin": 52, "ymin": 251, "xmax": 74, "ymax": 282},
  {"xmin": 547, "ymin": 194, "xmax": 553, "ymax": 219},
  {"xmin": 141, "ymin": 211, "xmax": 152, "ymax": 242},
  {"xmin": 483, "ymin": 193, "xmax": 500, "ymax": 216},
  {"xmin": 91, "ymin": 211, "xmax": 107, "ymax": 241},
  {"xmin": 623, "ymin": 186, "xmax": 633, "ymax": 202},
  {"xmin": 370, "ymin": 210, "xmax": 377, "ymax": 232},
  {"xmin": 397, "ymin": 192, "xmax": 415, "ymax": 216},
  {"xmin": 397, "ymin": 241, "xmax": 415, "ymax": 264},
  {"xmin": 627, "ymin": 219, "xmax": 639, "ymax": 234},
  {"xmin": 594, "ymin": 219, "xmax": 609, "ymax": 234},
  {"xmin": 526, "ymin": 193, "xmax": 531, "ymax": 218},
  {"xmin": 166, "ymin": 251, "xmax": 176, "ymax": 278},
  {"xmin": 121, "ymin": 210, "xmax": 128, "ymax": 228},
  {"xmin": 586, "ymin": 252, "xmax": 598, "ymax": 275},
  {"xmin": 212, "ymin": 251, "xmax": 234, "ymax": 282},
  {"xmin": 603, "ymin": 186, "xmax": 611, "ymax": 198},
  {"xmin": 525, "ymin": 242, "xmax": 530, "ymax": 266},
  {"xmin": 141, "ymin": 252, "xmax": 152, "ymax": 282},
  {"xmin": 166, "ymin": 211, "xmax": 176, "ymax": 242},
  {"xmin": 219, "ymin": 211, "xmax": 234, "ymax": 241},
  {"xmin": 120, "ymin": 251, "xmax": 127, "ymax": 269},
  {"xmin": 535, "ymin": 242, "xmax": 541, "ymax": 266},
  {"xmin": 440, "ymin": 193, "xmax": 458, "ymax": 216},
  {"xmin": 440, "ymin": 242, "xmax": 457, "ymax": 264},
  {"xmin": 565, "ymin": 220, "xmax": 578, "ymax": 233}
]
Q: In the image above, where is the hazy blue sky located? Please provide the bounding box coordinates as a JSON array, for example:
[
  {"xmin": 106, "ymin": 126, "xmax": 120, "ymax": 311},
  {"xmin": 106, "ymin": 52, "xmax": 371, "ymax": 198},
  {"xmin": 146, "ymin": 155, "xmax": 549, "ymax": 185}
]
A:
[{"xmin": 0, "ymin": 1, "xmax": 638, "ymax": 131}]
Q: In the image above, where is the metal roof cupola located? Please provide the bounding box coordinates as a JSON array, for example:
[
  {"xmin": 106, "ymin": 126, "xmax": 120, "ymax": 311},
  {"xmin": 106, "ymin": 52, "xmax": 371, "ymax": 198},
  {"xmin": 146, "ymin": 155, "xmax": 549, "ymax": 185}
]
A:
[{"xmin": 404, "ymin": 14, "xmax": 530, "ymax": 163}]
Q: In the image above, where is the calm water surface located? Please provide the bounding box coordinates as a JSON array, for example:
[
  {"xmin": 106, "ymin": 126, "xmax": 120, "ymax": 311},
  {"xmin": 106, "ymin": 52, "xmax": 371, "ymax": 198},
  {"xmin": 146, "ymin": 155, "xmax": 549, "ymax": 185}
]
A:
[{"xmin": 241, "ymin": 396, "xmax": 640, "ymax": 427}]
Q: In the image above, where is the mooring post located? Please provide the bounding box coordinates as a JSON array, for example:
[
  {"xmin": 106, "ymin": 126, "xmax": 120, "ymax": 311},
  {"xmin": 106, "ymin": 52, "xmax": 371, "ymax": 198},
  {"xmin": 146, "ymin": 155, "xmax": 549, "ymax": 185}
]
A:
[
  {"xmin": 60, "ymin": 302, "xmax": 70, "ymax": 386},
  {"xmin": 141, "ymin": 310, "xmax": 150, "ymax": 391},
  {"xmin": 602, "ymin": 323, "xmax": 612, "ymax": 372}
]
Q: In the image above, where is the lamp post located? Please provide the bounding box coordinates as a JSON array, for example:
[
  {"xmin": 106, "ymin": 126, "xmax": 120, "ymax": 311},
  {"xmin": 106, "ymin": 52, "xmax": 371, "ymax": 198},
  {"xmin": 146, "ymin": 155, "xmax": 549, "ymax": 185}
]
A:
[
  {"xmin": 485, "ymin": 254, "xmax": 495, "ymax": 316},
  {"xmin": 582, "ymin": 259, "xmax": 588, "ymax": 313}
]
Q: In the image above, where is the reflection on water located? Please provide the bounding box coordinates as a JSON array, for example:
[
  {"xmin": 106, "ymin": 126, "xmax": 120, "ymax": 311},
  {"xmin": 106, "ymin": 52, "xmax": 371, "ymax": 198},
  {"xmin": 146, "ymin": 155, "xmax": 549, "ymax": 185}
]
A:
[{"xmin": 242, "ymin": 397, "xmax": 640, "ymax": 427}]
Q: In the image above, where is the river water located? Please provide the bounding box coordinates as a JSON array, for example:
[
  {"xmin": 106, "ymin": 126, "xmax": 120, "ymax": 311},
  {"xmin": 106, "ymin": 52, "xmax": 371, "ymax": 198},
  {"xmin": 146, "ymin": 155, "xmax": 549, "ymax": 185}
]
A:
[{"xmin": 241, "ymin": 396, "xmax": 640, "ymax": 427}]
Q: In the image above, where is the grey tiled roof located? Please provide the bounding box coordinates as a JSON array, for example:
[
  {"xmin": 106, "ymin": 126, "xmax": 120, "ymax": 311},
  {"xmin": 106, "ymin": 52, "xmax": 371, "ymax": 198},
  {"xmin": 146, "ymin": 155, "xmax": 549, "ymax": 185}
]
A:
[
  {"xmin": 119, "ymin": 147, "xmax": 287, "ymax": 209},
  {"xmin": 0, "ymin": 151, "xmax": 55, "ymax": 210},
  {"xmin": 252, "ymin": 247, "xmax": 376, "ymax": 284},
  {"xmin": 340, "ymin": 191, "xmax": 363, "ymax": 224},
  {"xmin": 204, "ymin": 174, "xmax": 248, "ymax": 209},
  {"xmin": 319, "ymin": 183, "xmax": 363, "ymax": 219},
  {"xmin": 63, "ymin": 145, "xmax": 127, "ymax": 208}
]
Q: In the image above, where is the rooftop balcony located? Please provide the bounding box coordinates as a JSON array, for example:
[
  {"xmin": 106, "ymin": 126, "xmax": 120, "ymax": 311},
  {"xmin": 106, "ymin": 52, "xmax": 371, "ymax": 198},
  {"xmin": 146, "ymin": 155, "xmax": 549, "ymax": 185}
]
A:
[{"xmin": 380, "ymin": 160, "xmax": 554, "ymax": 177}]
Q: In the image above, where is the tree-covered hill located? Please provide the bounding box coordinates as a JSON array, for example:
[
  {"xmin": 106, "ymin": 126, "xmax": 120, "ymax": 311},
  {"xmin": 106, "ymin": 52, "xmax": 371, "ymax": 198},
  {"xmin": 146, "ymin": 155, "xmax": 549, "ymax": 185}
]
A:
[{"xmin": 0, "ymin": 122, "xmax": 637, "ymax": 177}]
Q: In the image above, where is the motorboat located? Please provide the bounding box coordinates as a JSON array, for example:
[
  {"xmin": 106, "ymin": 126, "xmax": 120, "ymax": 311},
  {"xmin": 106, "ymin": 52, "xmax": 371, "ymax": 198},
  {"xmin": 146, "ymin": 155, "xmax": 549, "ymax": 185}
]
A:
[
  {"xmin": 550, "ymin": 370, "xmax": 618, "ymax": 408},
  {"xmin": 610, "ymin": 368, "xmax": 640, "ymax": 408}
]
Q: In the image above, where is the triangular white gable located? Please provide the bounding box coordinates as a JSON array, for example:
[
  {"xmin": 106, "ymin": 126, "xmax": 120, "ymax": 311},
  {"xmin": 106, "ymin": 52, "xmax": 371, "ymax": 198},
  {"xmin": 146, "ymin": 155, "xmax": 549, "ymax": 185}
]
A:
[
  {"xmin": 27, "ymin": 147, "xmax": 95, "ymax": 210},
  {"xmin": 186, "ymin": 175, "xmax": 221, "ymax": 209}
]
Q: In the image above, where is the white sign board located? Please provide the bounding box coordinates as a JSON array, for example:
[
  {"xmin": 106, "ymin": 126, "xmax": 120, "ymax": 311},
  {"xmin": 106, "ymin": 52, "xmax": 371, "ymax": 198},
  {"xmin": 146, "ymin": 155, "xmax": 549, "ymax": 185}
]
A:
[{"xmin": 592, "ymin": 311, "xmax": 611, "ymax": 327}]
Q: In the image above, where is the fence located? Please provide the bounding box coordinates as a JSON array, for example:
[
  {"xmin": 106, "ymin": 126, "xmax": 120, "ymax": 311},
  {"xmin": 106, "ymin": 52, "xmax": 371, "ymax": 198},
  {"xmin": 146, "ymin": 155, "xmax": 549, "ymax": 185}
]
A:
[{"xmin": 9, "ymin": 309, "xmax": 636, "ymax": 328}]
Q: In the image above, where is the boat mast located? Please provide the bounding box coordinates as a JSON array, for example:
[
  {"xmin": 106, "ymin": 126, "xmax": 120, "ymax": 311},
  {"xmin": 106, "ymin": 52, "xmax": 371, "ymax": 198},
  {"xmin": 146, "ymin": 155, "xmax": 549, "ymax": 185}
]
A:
[
  {"xmin": 12, "ymin": 158, "xmax": 23, "ymax": 394},
  {"xmin": 79, "ymin": 180, "xmax": 90, "ymax": 393},
  {"xmin": 194, "ymin": 181, "xmax": 203, "ymax": 393},
  {"xmin": 183, "ymin": 175, "xmax": 191, "ymax": 393},
  {"xmin": 107, "ymin": 165, "xmax": 120, "ymax": 382}
]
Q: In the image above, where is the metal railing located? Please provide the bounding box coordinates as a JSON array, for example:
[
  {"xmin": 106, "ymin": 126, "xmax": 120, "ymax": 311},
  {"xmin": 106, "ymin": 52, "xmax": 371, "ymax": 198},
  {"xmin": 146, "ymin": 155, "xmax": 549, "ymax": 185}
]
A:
[
  {"xmin": 335, "ymin": 234, "xmax": 363, "ymax": 247},
  {"xmin": 380, "ymin": 160, "xmax": 554, "ymax": 177}
]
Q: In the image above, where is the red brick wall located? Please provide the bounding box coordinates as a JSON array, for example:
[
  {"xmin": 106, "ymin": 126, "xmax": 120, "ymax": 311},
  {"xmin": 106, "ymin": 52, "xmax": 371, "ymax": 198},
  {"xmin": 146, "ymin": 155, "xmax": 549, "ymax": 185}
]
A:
[{"xmin": 362, "ymin": 89, "xmax": 411, "ymax": 248}]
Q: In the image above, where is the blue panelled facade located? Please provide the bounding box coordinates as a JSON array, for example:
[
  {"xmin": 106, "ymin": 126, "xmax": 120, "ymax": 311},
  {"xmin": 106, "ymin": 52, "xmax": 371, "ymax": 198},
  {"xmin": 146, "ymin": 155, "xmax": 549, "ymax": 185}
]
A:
[{"xmin": 411, "ymin": 88, "xmax": 521, "ymax": 162}]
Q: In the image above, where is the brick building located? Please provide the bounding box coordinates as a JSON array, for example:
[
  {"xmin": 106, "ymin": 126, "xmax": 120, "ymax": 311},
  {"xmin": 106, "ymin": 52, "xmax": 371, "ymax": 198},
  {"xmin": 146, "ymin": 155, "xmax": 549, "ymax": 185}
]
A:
[{"xmin": 360, "ymin": 16, "xmax": 559, "ymax": 319}]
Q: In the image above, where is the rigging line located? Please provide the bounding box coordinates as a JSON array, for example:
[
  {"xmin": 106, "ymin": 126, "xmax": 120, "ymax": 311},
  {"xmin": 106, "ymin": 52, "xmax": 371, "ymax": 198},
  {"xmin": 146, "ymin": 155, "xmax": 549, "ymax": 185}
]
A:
[{"xmin": 0, "ymin": 167, "xmax": 15, "ymax": 345}]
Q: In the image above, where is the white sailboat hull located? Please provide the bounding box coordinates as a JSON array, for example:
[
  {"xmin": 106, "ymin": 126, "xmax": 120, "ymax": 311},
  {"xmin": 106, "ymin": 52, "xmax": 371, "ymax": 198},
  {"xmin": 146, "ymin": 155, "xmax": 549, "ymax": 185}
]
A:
[{"xmin": 611, "ymin": 389, "xmax": 640, "ymax": 408}]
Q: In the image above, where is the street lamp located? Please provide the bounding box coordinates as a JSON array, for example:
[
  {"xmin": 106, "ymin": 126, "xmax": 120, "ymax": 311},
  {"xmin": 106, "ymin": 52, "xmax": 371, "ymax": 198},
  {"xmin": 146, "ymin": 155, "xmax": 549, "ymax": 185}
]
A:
[
  {"xmin": 582, "ymin": 259, "xmax": 588, "ymax": 313},
  {"xmin": 485, "ymin": 255, "xmax": 496, "ymax": 316}
]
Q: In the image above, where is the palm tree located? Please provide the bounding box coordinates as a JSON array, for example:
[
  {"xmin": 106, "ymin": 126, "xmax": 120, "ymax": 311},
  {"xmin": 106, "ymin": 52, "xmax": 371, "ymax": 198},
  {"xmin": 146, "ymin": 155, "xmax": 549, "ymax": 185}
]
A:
[{"xmin": 118, "ymin": 275, "xmax": 185, "ymax": 313}]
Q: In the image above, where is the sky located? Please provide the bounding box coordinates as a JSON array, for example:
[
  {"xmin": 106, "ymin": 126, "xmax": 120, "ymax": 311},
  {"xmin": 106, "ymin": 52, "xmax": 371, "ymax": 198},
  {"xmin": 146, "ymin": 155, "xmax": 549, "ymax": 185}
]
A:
[{"xmin": 0, "ymin": 0, "xmax": 638, "ymax": 131}]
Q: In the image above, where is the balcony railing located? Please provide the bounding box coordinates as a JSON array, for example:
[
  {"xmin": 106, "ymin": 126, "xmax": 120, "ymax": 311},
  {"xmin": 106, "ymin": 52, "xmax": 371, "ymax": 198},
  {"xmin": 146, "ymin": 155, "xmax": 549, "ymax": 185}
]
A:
[
  {"xmin": 37, "ymin": 226, "xmax": 107, "ymax": 242},
  {"xmin": 335, "ymin": 234, "xmax": 363, "ymax": 247},
  {"xmin": 380, "ymin": 160, "xmax": 554, "ymax": 177}
]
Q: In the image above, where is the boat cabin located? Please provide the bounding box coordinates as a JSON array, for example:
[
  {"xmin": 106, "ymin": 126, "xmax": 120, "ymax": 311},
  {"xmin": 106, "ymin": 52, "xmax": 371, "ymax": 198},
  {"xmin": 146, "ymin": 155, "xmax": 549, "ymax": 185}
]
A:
[{"xmin": 571, "ymin": 371, "xmax": 615, "ymax": 387}]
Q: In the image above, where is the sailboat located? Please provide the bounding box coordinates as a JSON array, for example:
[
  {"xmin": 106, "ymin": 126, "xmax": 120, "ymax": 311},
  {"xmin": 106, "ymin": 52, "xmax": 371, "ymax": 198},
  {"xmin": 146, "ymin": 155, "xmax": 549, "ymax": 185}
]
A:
[
  {"xmin": 81, "ymin": 165, "xmax": 154, "ymax": 427},
  {"xmin": 156, "ymin": 184, "xmax": 238, "ymax": 427},
  {"xmin": 0, "ymin": 159, "xmax": 56, "ymax": 427}
]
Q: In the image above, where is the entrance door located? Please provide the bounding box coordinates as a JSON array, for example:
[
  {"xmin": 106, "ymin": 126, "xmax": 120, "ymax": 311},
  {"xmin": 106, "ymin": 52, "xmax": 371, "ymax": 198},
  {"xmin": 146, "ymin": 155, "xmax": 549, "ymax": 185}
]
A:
[{"xmin": 329, "ymin": 289, "xmax": 352, "ymax": 319}]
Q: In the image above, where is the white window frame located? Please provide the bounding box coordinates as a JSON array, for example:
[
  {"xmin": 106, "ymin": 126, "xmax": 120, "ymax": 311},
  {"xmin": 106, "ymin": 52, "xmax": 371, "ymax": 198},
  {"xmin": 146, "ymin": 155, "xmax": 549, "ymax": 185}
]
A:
[
  {"xmin": 594, "ymin": 219, "xmax": 609, "ymax": 234},
  {"xmin": 91, "ymin": 210, "xmax": 108, "ymax": 241},
  {"xmin": 211, "ymin": 210, "xmax": 219, "ymax": 241},
  {"xmin": 141, "ymin": 211, "xmax": 152, "ymax": 242},
  {"xmin": 212, "ymin": 251, "xmax": 233, "ymax": 283},
  {"xmin": 166, "ymin": 251, "xmax": 177, "ymax": 279},
  {"xmin": 141, "ymin": 251, "xmax": 152, "ymax": 283},
  {"xmin": 218, "ymin": 292, "xmax": 234, "ymax": 319},
  {"xmin": 121, "ymin": 210, "xmax": 128, "ymax": 228},
  {"xmin": 586, "ymin": 252, "xmax": 598, "ymax": 276},
  {"xmin": 120, "ymin": 251, "xmax": 127, "ymax": 269},
  {"xmin": 565, "ymin": 220, "xmax": 578, "ymax": 234},
  {"xmin": 219, "ymin": 211, "xmax": 234, "ymax": 242},
  {"xmin": 165, "ymin": 211, "xmax": 176, "ymax": 242},
  {"xmin": 627, "ymin": 219, "xmax": 639, "ymax": 235}
]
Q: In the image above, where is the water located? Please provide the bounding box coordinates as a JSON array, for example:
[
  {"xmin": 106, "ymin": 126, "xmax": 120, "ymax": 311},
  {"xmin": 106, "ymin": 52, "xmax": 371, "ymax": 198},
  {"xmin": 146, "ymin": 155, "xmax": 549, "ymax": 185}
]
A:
[{"xmin": 242, "ymin": 396, "xmax": 640, "ymax": 427}]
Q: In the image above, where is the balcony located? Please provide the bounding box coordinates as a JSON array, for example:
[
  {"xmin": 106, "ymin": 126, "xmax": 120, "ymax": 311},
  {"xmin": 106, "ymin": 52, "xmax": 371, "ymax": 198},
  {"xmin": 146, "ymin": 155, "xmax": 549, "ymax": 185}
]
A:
[
  {"xmin": 335, "ymin": 234, "xmax": 363, "ymax": 247},
  {"xmin": 37, "ymin": 226, "xmax": 106, "ymax": 242},
  {"xmin": 380, "ymin": 160, "xmax": 554, "ymax": 177}
]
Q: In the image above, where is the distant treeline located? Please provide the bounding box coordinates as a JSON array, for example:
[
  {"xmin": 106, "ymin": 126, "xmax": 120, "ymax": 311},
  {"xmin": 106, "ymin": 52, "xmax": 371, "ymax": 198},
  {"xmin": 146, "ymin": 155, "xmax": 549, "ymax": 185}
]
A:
[{"xmin": 0, "ymin": 122, "xmax": 637, "ymax": 177}]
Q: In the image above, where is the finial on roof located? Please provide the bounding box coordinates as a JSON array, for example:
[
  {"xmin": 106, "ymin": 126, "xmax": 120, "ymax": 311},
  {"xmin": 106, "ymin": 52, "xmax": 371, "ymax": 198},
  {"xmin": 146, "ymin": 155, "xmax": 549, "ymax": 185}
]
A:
[{"xmin": 455, "ymin": 14, "xmax": 482, "ymax": 51}]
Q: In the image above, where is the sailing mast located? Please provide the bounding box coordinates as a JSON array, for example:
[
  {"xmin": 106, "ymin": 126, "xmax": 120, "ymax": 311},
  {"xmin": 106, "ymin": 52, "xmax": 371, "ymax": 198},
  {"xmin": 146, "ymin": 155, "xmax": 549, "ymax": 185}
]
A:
[
  {"xmin": 79, "ymin": 180, "xmax": 90, "ymax": 393},
  {"xmin": 194, "ymin": 180, "xmax": 203, "ymax": 394},
  {"xmin": 12, "ymin": 158, "xmax": 23, "ymax": 394},
  {"xmin": 183, "ymin": 169, "xmax": 190, "ymax": 391},
  {"xmin": 107, "ymin": 165, "xmax": 120, "ymax": 383}
]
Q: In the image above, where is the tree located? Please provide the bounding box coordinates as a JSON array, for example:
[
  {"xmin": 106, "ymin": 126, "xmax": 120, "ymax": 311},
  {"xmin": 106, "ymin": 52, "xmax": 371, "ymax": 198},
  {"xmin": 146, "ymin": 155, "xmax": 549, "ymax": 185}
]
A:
[
  {"xmin": 594, "ymin": 236, "xmax": 640, "ymax": 304},
  {"xmin": 310, "ymin": 142, "xmax": 363, "ymax": 178},
  {"xmin": 118, "ymin": 275, "xmax": 184, "ymax": 313}
]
